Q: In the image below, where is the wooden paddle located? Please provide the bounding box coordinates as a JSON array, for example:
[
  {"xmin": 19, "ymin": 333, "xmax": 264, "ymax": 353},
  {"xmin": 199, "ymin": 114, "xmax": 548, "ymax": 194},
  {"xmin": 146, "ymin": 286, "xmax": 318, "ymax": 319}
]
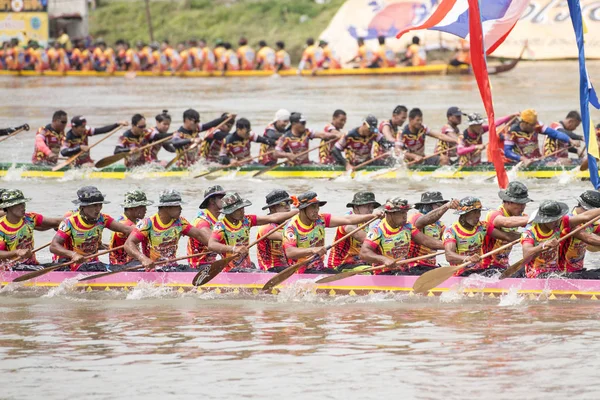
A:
[
  {"xmin": 413, "ymin": 238, "xmax": 520, "ymax": 294},
  {"xmin": 500, "ymin": 214, "xmax": 600, "ymax": 279},
  {"xmin": 315, "ymin": 250, "xmax": 445, "ymax": 284},
  {"xmin": 192, "ymin": 149, "xmax": 278, "ymax": 179},
  {"xmin": 12, "ymin": 245, "xmax": 125, "ymax": 283},
  {"xmin": 192, "ymin": 217, "xmax": 293, "ymax": 286},
  {"xmin": 253, "ymin": 139, "xmax": 334, "ymax": 177},
  {"xmin": 0, "ymin": 125, "xmax": 29, "ymax": 144},
  {"xmin": 9, "ymin": 242, "xmax": 51, "ymax": 265},
  {"xmin": 261, "ymin": 215, "xmax": 380, "ymax": 291},
  {"xmin": 352, "ymin": 152, "xmax": 392, "ymax": 172},
  {"xmin": 94, "ymin": 134, "xmax": 174, "ymax": 168},
  {"xmin": 52, "ymin": 126, "xmax": 122, "ymax": 171},
  {"xmin": 78, "ymin": 251, "xmax": 210, "ymax": 281},
  {"xmin": 405, "ymin": 145, "xmax": 458, "ymax": 167}
]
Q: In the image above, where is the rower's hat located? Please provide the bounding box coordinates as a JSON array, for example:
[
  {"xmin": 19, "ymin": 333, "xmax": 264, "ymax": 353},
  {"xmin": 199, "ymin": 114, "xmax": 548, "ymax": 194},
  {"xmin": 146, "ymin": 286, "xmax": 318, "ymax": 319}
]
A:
[
  {"xmin": 530, "ymin": 200, "xmax": 568, "ymax": 224},
  {"xmin": 498, "ymin": 181, "xmax": 533, "ymax": 204},
  {"xmin": 454, "ymin": 196, "xmax": 487, "ymax": 215},
  {"xmin": 121, "ymin": 189, "xmax": 153, "ymax": 208},
  {"xmin": 0, "ymin": 189, "xmax": 31, "ymax": 209},
  {"xmin": 274, "ymin": 109, "xmax": 291, "ymax": 122},
  {"xmin": 71, "ymin": 115, "xmax": 87, "ymax": 127},
  {"xmin": 157, "ymin": 189, "xmax": 186, "ymax": 207},
  {"xmin": 290, "ymin": 112, "xmax": 306, "ymax": 124},
  {"xmin": 363, "ymin": 115, "xmax": 379, "ymax": 133},
  {"xmin": 72, "ymin": 186, "xmax": 110, "ymax": 206},
  {"xmin": 346, "ymin": 191, "xmax": 381, "ymax": 208},
  {"xmin": 414, "ymin": 191, "xmax": 449, "ymax": 208},
  {"xmin": 466, "ymin": 113, "xmax": 486, "ymax": 126},
  {"xmin": 291, "ymin": 191, "xmax": 326, "ymax": 210},
  {"xmin": 262, "ymin": 189, "xmax": 292, "ymax": 210},
  {"xmin": 447, "ymin": 106, "xmax": 463, "ymax": 117},
  {"xmin": 383, "ymin": 197, "xmax": 411, "ymax": 212},
  {"xmin": 577, "ymin": 190, "xmax": 600, "ymax": 210},
  {"xmin": 199, "ymin": 185, "xmax": 226, "ymax": 209},
  {"xmin": 221, "ymin": 192, "xmax": 252, "ymax": 215},
  {"xmin": 520, "ymin": 109, "xmax": 538, "ymax": 125}
]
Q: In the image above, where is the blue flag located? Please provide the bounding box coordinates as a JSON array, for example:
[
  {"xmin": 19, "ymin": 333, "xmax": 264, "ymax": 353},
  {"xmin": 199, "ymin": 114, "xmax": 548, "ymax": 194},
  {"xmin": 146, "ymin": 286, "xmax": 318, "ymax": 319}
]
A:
[{"xmin": 567, "ymin": 0, "xmax": 600, "ymax": 189}]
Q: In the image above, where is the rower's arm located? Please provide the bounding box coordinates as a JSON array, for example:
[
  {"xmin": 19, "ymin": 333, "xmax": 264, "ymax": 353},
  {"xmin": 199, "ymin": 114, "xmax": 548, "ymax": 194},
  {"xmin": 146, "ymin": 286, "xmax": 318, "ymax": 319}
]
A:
[
  {"xmin": 284, "ymin": 244, "xmax": 322, "ymax": 260},
  {"xmin": 171, "ymin": 136, "xmax": 192, "ymax": 149},
  {"xmin": 329, "ymin": 213, "xmax": 377, "ymax": 228},
  {"xmin": 37, "ymin": 216, "xmax": 62, "ymax": 231},
  {"xmin": 381, "ymin": 125, "xmax": 395, "ymax": 142},
  {"xmin": 574, "ymin": 229, "xmax": 600, "ymax": 246},
  {"xmin": 183, "ymin": 226, "xmax": 208, "ymax": 243},
  {"xmin": 427, "ymin": 131, "xmax": 458, "ymax": 143},
  {"xmin": 493, "ymin": 215, "xmax": 529, "ymax": 229},
  {"xmin": 200, "ymin": 115, "xmax": 230, "ymax": 132},
  {"xmin": 255, "ymin": 210, "xmax": 297, "ymax": 225},
  {"xmin": 569, "ymin": 208, "xmax": 600, "ymax": 227},
  {"xmin": 444, "ymin": 240, "xmax": 469, "ymax": 264},
  {"xmin": 92, "ymin": 123, "xmax": 120, "ymax": 135},
  {"xmin": 490, "ymin": 228, "xmax": 518, "ymax": 242},
  {"xmin": 50, "ymin": 235, "xmax": 78, "ymax": 261},
  {"xmin": 542, "ymin": 126, "xmax": 571, "ymax": 143},
  {"xmin": 312, "ymin": 131, "xmax": 340, "ymax": 141},
  {"xmin": 503, "ymin": 141, "xmax": 521, "ymax": 162},
  {"xmin": 108, "ymin": 220, "xmax": 133, "ymax": 236},
  {"xmin": 114, "ymin": 145, "xmax": 130, "ymax": 154},
  {"xmin": 415, "ymin": 203, "xmax": 452, "ymax": 229},
  {"xmin": 207, "ymin": 235, "xmax": 235, "ymax": 254},
  {"xmin": 124, "ymin": 234, "xmax": 153, "ymax": 266},
  {"xmin": 413, "ymin": 231, "xmax": 444, "ymax": 250},
  {"xmin": 341, "ymin": 225, "xmax": 367, "ymax": 241},
  {"xmin": 359, "ymin": 242, "xmax": 391, "ymax": 265},
  {"xmin": 60, "ymin": 144, "xmax": 82, "ymax": 157}
]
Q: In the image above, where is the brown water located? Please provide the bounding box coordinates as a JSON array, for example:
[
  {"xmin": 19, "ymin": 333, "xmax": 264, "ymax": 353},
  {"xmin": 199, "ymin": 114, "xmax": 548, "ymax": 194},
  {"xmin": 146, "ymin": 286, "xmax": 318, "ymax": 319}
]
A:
[{"xmin": 1, "ymin": 61, "xmax": 600, "ymax": 399}]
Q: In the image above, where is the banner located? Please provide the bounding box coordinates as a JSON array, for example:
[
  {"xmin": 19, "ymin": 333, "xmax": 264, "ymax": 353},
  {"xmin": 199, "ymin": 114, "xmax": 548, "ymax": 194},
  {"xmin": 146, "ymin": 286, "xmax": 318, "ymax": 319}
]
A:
[
  {"xmin": 319, "ymin": 0, "xmax": 600, "ymax": 63},
  {"xmin": 0, "ymin": 12, "xmax": 48, "ymax": 46}
]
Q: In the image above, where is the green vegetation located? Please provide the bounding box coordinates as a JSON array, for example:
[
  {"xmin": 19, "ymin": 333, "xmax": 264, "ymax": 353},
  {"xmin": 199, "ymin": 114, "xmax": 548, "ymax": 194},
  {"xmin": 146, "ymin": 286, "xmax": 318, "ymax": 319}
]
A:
[{"xmin": 89, "ymin": 0, "xmax": 345, "ymax": 62}]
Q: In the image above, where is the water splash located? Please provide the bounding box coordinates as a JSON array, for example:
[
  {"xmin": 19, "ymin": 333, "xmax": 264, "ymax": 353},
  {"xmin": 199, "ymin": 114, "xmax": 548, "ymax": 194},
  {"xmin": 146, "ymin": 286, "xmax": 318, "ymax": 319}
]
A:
[
  {"xmin": 498, "ymin": 286, "xmax": 526, "ymax": 306},
  {"xmin": 2, "ymin": 164, "xmax": 26, "ymax": 181},
  {"xmin": 43, "ymin": 275, "xmax": 84, "ymax": 297},
  {"xmin": 125, "ymin": 280, "xmax": 175, "ymax": 300},
  {"xmin": 439, "ymin": 287, "xmax": 464, "ymax": 303},
  {"xmin": 275, "ymin": 279, "xmax": 323, "ymax": 303},
  {"xmin": 58, "ymin": 167, "xmax": 94, "ymax": 182}
]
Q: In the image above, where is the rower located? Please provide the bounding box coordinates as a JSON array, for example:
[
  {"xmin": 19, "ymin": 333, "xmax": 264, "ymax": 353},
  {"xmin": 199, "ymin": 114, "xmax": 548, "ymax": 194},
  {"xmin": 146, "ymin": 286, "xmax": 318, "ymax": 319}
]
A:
[
  {"xmin": 283, "ymin": 191, "xmax": 381, "ymax": 274},
  {"xmin": 436, "ymin": 107, "xmax": 462, "ymax": 166},
  {"xmin": 219, "ymin": 42, "xmax": 240, "ymax": 72},
  {"xmin": 360, "ymin": 197, "xmax": 444, "ymax": 275},
  {"xmin": 332, "ymin": 115, "xmax": 393, "ymax": 171},
  {"xmin": 319, "ymin": 109, "xmax": 346, "ymax": 164},
  {"xmin": 0, "ymin": 189, "xmax": 61, "ymax": 271},
  {"xmin": 559, "ymin": 191, "xmax": 600, "ymax": 278},
  {"xmin": 236, "ymin": 37, "xmax": 256, "ymax": 70},
  {"xmin": 0, "ymin": 189, "xmax": 5, "ymax": 218},
  {"xmin": 297, "ymin": 38, "xmax": 322, "ymax": 73},
  {"xmin": 258, "ymin": 109, "xmax": 290, "ymax": 166},
  {"xmin": 275, "ymin": 41, "xmax": 291, "ymax": 71},
  {"xmin": 171, "ymin": 109, "xmax": 232, "ymax": 168},
  {"xmin": 50, "ymin": 186, "xmax": 133, "ymax": 272},
  {"xmin": 32, "ymin": 110, "xmax": 68, "ymax": 166},
  {"xmin": 402, "ymin": 36, "xmax": 426, "ymax": 66},
  {"xmin": 375, "ymin": 105, "xmax": 407, "ymax": 161},
  {"xmin": 113, "ymin": 114, "xmax": 153, "ymax": 168},
  {"xmin": 442, "ymin": 197, "xmax": 515, "ymax": 276},
  {"xmin": 200, "ymin": 113, "xmax": 235, "ymax": 163},
  {"xmin": 328, "ymin": 191, "xmax": 381, "ymax": 272},
  {"xmin": 187, "ymin": 185, "xmax": 226, "ymax": 269},
  {"xmin": 148, "ymin": 110, "xmax": 177, "ymax": 165},
  {"xmin": 504, "ymin": 109, "xmax": 576, "ymax": 167},
  {"xmin": 0, "ymin": 123, "xmax": 29, "ymax": 136},
  {"xmin": 408, "ymin": 192, "xmax": 458, "ymax": 273},
  {"xmin": 109, "ymin": 190, "xmax": 153, "ymax": 266},
  {"xmin": 372, "ymin": 35, "xmax": 397, "ymax": 68},
  {"xmin": 219, "ymin": 118, "xmax": 275, "ymax": 165},
  {"xmin": 318, "ymin": 40, "xmax": 341, "ymax": 69},
  {"xmin": 60, "ymin": 115, "xmax": 128, "ymax": 167},
  {"xmin": 482, "ymin": 182, "xmax": 531, "ymax": 272},
  {"xmin": 275, "ymin": 112, "xmax": 340, "ymax": 165},
  {"xmin": 256, "ymin": 40, "xmax": 276, "ymax": 71},
  {"xmin": 543, "ymin": 111, "xmax": 583, "ymax": 164},
  {"xmin": 522, "ymin": 200, "xmax": 600, "ymax": 278},
  {"xmin": 208, "ymin": 192, "xmax": 297, "ymax": 272},
  {"xmin": 125, "ymin": 190, "xmax": 206, "ymax": 271},
  {"xmin": 256, "ymin": 190, "xmax": 293, "ymax": 272},
  {"xmin": 198, "ymin": 39, "xmax": 216, "ymax": 72},
  {"xmin": 398, "ymin": 108, "xmax": 457, "ymax": 165},
  {"xmin": 346, "ymin": 38, "xmax": 373, "ymax": 69}
]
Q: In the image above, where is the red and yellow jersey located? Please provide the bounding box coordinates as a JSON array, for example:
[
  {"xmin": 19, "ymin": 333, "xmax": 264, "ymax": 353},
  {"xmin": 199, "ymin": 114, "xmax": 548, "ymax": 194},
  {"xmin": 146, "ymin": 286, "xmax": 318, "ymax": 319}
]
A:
[
  {"xmin": 407, "ymin": 212, "xmax": 444, "ymax": 268},
  {"xmin": 443, "ymin": 220, "xmax": 493, "ymax": 272},
  {"xmin": 220, "ymin": 49, "xmax": 240, "ymax": 71},
  {"xmin": 327, "ymin": 211, "xmax": 368, "ymax": 268},
  {"xmin": 435, "ymin": 124, "xmax": 458, "ymax": 157},
  {"xmin": 256, "ymin": 46, "xmax": 276, "ymax": 70},
  {"xmin": 458, "ymin": 128, "xmax": 484, "ymax": 166},
  {"xmin": 32, "ymin": 124, "xmax": 64, "ymax": 164},
  {"xmin": 275, "ymin": 130, "xmax": 316, "ymax": 165},
  {"xmin": 543, "ymin": 121, "xmax": 570, "ymax": 158},
  {"xmin": 133, "ymin": 214, "xmax": 192, "ymax": 262},
  {"xmin": 109, "ymin": 214, "xmax": 135, "ymax": 265},
  {"xmin": 0, "ymin": 212, "xmax": 43, "ymax": 269},
  {"xmin": 319, "ymin": 123, "xmax": 339, "ymax": 164},
  {"xmin": 320, "ymin": 45, "xmax": 341, "ymax": 69},
  {"xmin": 283, "ymin": 213, "xmax": 332, "ymax": 272},
  {"xmin": 220, "ymin": 131, "xmax": 260, "ymax": 161},
  {"xmin": 335, "ymin": 128, "xmax": 384, "ymax": 165},
  {"xmin": 256, "ymin": 222, "xmax": 288, "ymax": 270},
  {"xmin": 405, "ymin": 44, "xmax": 426, "ymax": 66},
  {"xmin": 117, "ymin": 129, "xmax": 154, "ymax": 168},
  {"xmin": 560, "ymin": 209, "xmax": 599, "ymax": 272},
  {"xmin": 300, "ymin": 45, "xmax": 324, "ymax": 69},
  {"xmin": 211, "ymin": 215, "xmax": 258, "ymax": 271},
  {"xmin": 374, "ymin": 44, "xmax": 396, "ymax": 67},
  {"xmin": 200, "ymin": 127, "xmax": 227, "ymax": 162},
  {"xmin": 522, "ymin": 216, "xmax": 569, "ymax": 278},
  {"xmin": 505, "ymin": 122, "xmax": 544, "ymax": 159},
  {"xmin": 356, "ymin": 44, "xmax": 374, "ymax": 68},
  {"xmin": 125, "ymin": 48, "xmax": 140, "ymax": 70},
  {"xmin": 237, "ymin": 45, "xmax": 256, "ymax": 70},
  {"xmin": 172, "ymin": 126, "xmax": 201, "ymax": 167},
  {"xmin": 259, "ymin": 122, "xmax": 285, "ymax": 165},
  {"xmin": 364, "ymin": 219, "xmax": 417, "ymax": 273},
  {"xmin": 399, "ymin": 125, "xmax": 429, "ymax": 156},
  {"xmin": 374, "ymin": 119, "xmax": 399, "ymax": 158},
  {"xmin": 276, "ymin": 49, "xmax": 291, "ymax": 70},
  {"xmin": 55, "ymin": 212, "xmax": 115, "ymax": 270},
  {"xmin": 187, "ymin": 209, "xmax": 219, "ymax": 268},
  {"xmin": 200, "ymin": 47, "xmax": 215, "ymax": 71},
  {"xmin": 482, "ymin": 205, "xmax": 523, "ymax": 268}
]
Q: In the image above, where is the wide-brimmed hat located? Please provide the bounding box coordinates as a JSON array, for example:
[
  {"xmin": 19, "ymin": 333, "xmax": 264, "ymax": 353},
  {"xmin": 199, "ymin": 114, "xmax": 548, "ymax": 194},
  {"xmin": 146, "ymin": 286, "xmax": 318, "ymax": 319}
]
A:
[
  {"xmin": 157, "ymin": 189, "xmax": 186, "ymax": 207},
  {"xmin": 498, "ymin": 181, "xmax": 533, "ymax": 204},
  {"xmin": 383, "ymin": 197, "xmax": 412, "ymax": 212},
  {"xmin": 72, "ymin": 186, "xmax": 110, "ymax": 206},
  {"xmin": 466, "ymin": 112, "xmax": 486, "ymax": 126},
  {"xmin": 346, "ymin": 191, "xmax": 381, "ymax": 208},
  {"xmin": 262, "ymin": 189, "xmax": 292, "ymax": 210},
  {"xmin": 414, "ymin": 191, "xmax": 450, "ymax": 208},
  {"xmin": 576, "ymin": 190, "xmax": 600, "ymax": 210},
  {"xmin": 455, "ymin": 196, "xmax": 487, "ymax": 215},
  {"xmin": 0, "ymin": 189, "xmax": 31, "ymax": 208},
  {"xmin": 121, "ymin": 189, "xmax": 154, "ymax": 208},
  {"xmin": 292, "ymin": 191, "xmax": 327, "ymax": 210},
  {"xmin": 530, "ymin": 200, "xmax": 569, "ymax": 224},
  {"xmin": 221, "ymin": 192, "xmax": 252, "ymax": 215},
  {"xmin": 199, "ymin": 185, "xmax": 226, "ymax": 209}
]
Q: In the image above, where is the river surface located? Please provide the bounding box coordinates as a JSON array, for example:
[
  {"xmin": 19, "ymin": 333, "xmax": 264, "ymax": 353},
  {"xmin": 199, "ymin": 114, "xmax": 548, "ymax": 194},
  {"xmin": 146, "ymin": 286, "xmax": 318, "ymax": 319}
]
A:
[{"xmin": 1, "ymin": 61, "xmax": 600, "ymax": 399}]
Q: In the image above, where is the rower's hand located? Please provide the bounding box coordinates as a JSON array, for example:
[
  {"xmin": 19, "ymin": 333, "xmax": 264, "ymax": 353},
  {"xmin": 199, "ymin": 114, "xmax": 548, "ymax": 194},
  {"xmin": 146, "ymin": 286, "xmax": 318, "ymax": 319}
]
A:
[
  {"xmin": 80, "ymin": 145, "xmax": 90, "ymax": 152},
  {"xmin": 70, "ymin": 252, "xmax": 85, "ymax": 265},
  {"xmin": 311, "ymin": 247, "xmax": 328, "ymax": 258},
  {"xmin": 465, "ymin": 254, "xmax": 481, "ymax": 264},
  {"xmin": 141, "ymin": 256, "xmax": 155, "ymax": 271},
  {"xmin": 447, "ymin": 198, "xmax": 460, "ymax": 210},
  {"xmin": 15, "ymin": 249, "xmax": 32, "ymax": 259},
  {"xmin": 130, "ymin": 147, "xmax": 141, "ymax": 154},
  {"xmin": 520, "ymin": 157, "xmax": 532, "ymax": 167},
  {"xmin": 475, "ymin": 144, "xmax": 486, "ymax": 151},
  {"xmin": 232, "ymin": 245, "xmax": 249, "ymax": 257},
  {"xmin": 193, "ymin": 137, "xmax": 203, "ymax": 144},
  {"xmin": 286, "ymin": 153, "xmax": 298, "ymax": 163},
  {"xmin": 48, "ymin": 153, "xmax": 58, "ymax": 163},
  {"xmin": 373, "ymin": 209, "xmax": 385, "ymax": 219},
  {"xmin": 228, "ymin": 161, "xmax": 240, "ymax": 168},
  {"xmin": 570, "ymin": 139, "xmax": 580, "ymax": 148},
  {"xmin": 383, "ymin": 258, "xmax": 397, "ymax": 269},
  {"xmin": 542, "ymin": 239, "xmax": 560, "ymax": 250},
  {"xmin": 118, "ymin": 120, "xmax": 129, "ymax": 127},
  {"xmin": 345, "ymin": 163, "xmax": 353, "ymax": 172},
  {"xmin": 227, "ymin": 113, "xmax": 237, "ymax": 120}
]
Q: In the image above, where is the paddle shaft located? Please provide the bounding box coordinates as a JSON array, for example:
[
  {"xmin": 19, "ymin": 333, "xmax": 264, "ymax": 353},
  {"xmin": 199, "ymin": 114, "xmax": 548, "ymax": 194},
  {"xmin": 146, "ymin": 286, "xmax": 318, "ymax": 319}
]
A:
[
  {"xmin": 254, "ymin": 139, "xmax": 335, "ymax": 177},
  {"xmin": 52, "ymin": 126, "xmax": 122, "ymax": 171},
  {"xmin": 404, "ymin": 145, "xmax": 458, "ymax": 167},
  {"xmin": 193, "ymin": 149, "xmax": 278, "ymax": 179},
  {"xmin": 0, "ymin": 126, "xmax": 28, "ymax": 144},
  {"xmin": 352, "ymin": 151, "xmax": 392, "ymax": 172}
]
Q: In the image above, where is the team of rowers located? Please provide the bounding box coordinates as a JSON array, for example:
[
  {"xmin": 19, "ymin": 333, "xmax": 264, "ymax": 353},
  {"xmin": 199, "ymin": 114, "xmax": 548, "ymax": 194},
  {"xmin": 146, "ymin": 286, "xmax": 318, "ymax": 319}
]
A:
[
  {"xmin": 1, "ymin": 182, "xmax": 600, "ymax": 280},
  {"xmin": 11, "ymin": 105, "xmax": 599, "ymax": 170}
]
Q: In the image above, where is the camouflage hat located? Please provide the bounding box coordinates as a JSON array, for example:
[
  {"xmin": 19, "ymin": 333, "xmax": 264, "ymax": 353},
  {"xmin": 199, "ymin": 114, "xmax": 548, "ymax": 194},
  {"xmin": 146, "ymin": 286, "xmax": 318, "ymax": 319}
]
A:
[
  {"xmin": 466, "ymin": 113, "xmax": 486, "ymax": 126},
  {"xmin": 576, "ymin": 190, "xmax": 600, "ymax": 211},
  {"xmin": 72, "ymin": 186, "xmax": 110, "ymax": 206},
  {"xmin": 346, "ymin": 191, "xmax": 381, "ymax": 208},
  {"xmin": 498, "ymin": 181, "xmax": 532, "ymax": 204},
  {"xmin": 291, "ymin": 191, "xmax": 327, "ymax": 210},
  {"xmin": 199, "ymin": 185, "xmax": 226, "ymax": 209},
  {"xmin": 120, "ymin": 189, "xmax": 154, "ymax": 208},
  {"xmin": 414, "ymin": 191, "xmax": 449, "ymax": 207},
  {"xmin": 530, "ymin": 200, "xmax": 568, "ymax": 224},
  {"xmin": 455, "ymin": 196, "xmax": 487, "ymax": 215},
  {"xmin": 157, "ymin": 189, "xmax": 186, "ymax": 207},
  {"xmin": 0, "ymin": 189, "xmax": 31, "ymax": 209},
  {"xmin": 383, "ymin": 197, "xmax": 411, "ymax": 212},
  {"xmin": 221, "ymin": 192, "xmax": 252, "ymax": 215}
]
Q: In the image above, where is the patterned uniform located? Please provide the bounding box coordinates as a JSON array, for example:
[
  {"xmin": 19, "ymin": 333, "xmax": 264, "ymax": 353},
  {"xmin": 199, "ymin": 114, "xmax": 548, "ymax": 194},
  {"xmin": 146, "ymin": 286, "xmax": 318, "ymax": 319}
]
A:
[
  {"xmin": 133, "ymin": 214, "xmax": 192, "ymax": 261},
  {"xmin": 435, "ymin": 124, "xmax": 458, "ymax": 157},
  {"xmin": 505, "ymin": 122, "xmax": 544, "ymax": 159},
  {"xmin": 220, "ymin": 131, "xmax": 260, "ymax": 161},
  {"xmin": 283, "ymin": 213, "xmax": 332, "ymax": 272},
  {"xmin": 521, "ymin": 216, "xmax": 570, "ymax": 278},
  {"xmin": 300, "ymin": 45, "xmax": 323, "ymax": 69},
  {"xmin": 147, "ymin": 127, "xmax": 166, "ymax": 163},
  {"xmin": 117, "ymin": 129, "xmax": 154, "ymax": 168},
  {"xmin": 32, "ymin": 124, "xmax": 64, "ymax": 165},
  {"xmin": 256, "ymin": 222, "xmax": 288, "ymax": 270},
  {"xmin": 560, "ymin": 210, "xmax": 599, "ymax": 273},
  {"xmin": 399, "ymin": 125, "xmax": 429, "ymax": 156},
  {"xmin": 443, "ymin": 220, "xmax": 494, "ymax": 272},
  {"xmin": 0, "ymin": 212, "xmax": 43, "ymax": 269},
  {"xmin": 256, "ymin": 47, "xmax": 276, "ymax": 71},
  {"xmin": 61, "ymin": 128, "xmax": 98, "ymax": 165},
  {"xmin": 457, "ymin": 128, "xmax": 484, "ymax": 166},
  {"xmin": 200, "ymin": 127, "xmax": 228, "ymax": 163},
  {"xmin": 275, "ymin": 49, "xmax": 291, "ymax": 70},
  {"xmin": 374, "ymin": 120, "xmax": 399, "ymax": 158},
  {"xmin": 543, "ymin": 121, "xmax": 570, "ymax": 158},
  {"xmin": 55, "ymin": 212, "xmax": 115, "ymax": 271},
  {"xmin": 109, "ymin": 214, "xmax": 135, "ymax": 265},
  {"xmin": 211, "ymin": 215, "xmax": 258, "ymax": 271},
  {"xmin": 275, "ymin": 130, "xmax": 317, "ymax": 165},
  {"xmin": 259, "ymin": 123, "xmax": 286, "ymax": 165},
  {"xmin": 327, "ymin": 211, "xmax": 367, "ymax": 268},
  {"xmin": 363, "ymin": 219, "xmax": 417, "ymax": 273},
  {"xmin": 319, "ymin": 123, "xmax": 339, "ymax": 164},
  {"xmin": 481, "ymin": 205, "xmax": 523, "ymax": 269},
  {"xmin": 335, "ymin": 128, "xmax": 385, "ymax": 166},
  {"xmin": 407, "ymin": 212, "xmax": 444, "ymax": 268},
  {"xmin": 187, "ymin": 209, "xmax": 219, "ymax": 268},
  {"xmin": 237, "ymin": 45, "xmax": 256, "ymax": 70},
  {"xmin": 173, "ymin": 127, "xmax": 201, "ymax": 167}
]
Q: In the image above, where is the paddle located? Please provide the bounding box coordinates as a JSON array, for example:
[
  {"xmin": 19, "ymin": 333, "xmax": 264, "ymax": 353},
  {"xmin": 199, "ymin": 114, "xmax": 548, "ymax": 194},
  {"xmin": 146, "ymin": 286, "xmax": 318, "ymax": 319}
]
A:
[
  {"xmin": 94, "ymin": 134, "xmax": 174, "ymax": 168},
  {"xmin": 0, "ymin": 124, "xmax": 29, "ymax": 144},
  {"xmin": 9, "ymin": 242, "xmax": 51, "ymax": 264},
  {"xmin": 52, "ymin": 126, "xmax": 122, "ymax": 171},
  {"xmin": 261, "ymin": 215, "xmax": 380, "ymax": 291},
  {"xmin": 405, "ymin": 145, "xmax": 458, "ymax": 167},
  {"xmin": 12, "ymin": 245, "xmax": 125, "ymax": 283},
  {"xmin": 352, "ymin": 152, "xmax": 393, "ymax": 172},
  {"xmin": 499, "ymin": 214, "xmax": 600, "ymax": 279},
  {"xmin": 315, "ymin": 250, "xmax": 445, "ymax": 284},
  {"xmin": 192, "ymin": 149, "xmax": 277, "ymax": 179},
  {"xmin": 452, "ymin": 144, "xmax": 487, "ymax": 176},
  {"xmin": 413, "ymin": 238, "xmax": 520, "ymax": 294},
  {"xmin": 78, "ymin": 251, "xmax": 210, "ymax": 281},
  {"xmin": 192, "ymin": 217, "xmax": 294, "ymax": 286},
  {"xmin": 252, "ymin": 140, "xmax": 334, "ymax": 177}
]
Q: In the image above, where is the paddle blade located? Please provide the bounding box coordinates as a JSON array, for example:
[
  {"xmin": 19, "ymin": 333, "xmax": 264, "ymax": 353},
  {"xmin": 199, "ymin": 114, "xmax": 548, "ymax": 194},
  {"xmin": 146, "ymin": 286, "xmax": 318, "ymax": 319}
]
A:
[
  {"xmin": 412, "ymin": 265, "xmax": 462, "ymax": 294},
  {"xmin": 192, "ymin": 255, "xmax": 236, "ymax": 286},
  {"xmin": 192, "ymin": 169, "xmax": 216, "ymax": 179},
  {"xmin": 316, "ymin": 268, "xmax": 362, "ymax": 284},
  {"xmin": 51, "ymin": 159, "xmax": 72, "ymax": 172},
  {"xmin": 164, "ymin": 157, "xmax": 178, "ymax": 170},
  {"xmin": 95, "ymin": 153, "xmax": 126, "ymax": 168},
  {"xmin": 262, "ymin": 259, "xmax": 310, "ymax": 291},
  {"xmin": 580, "ymin": 158, "xmax": 589, "ymax": 172},
  {"xmin": 12, "ymin": 264, "xmax": 63, "ymax": 282},
  {"xmin": 253, "ymin": 166, "xmax": 276, "ymax": 177},
  {"xmin": 499, "ymin": 260, "xmax": 524, "ymax": 280}
]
